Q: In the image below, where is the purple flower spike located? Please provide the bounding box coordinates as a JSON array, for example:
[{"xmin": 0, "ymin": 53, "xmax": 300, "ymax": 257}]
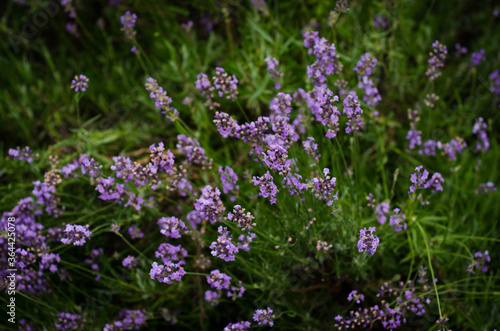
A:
[
  {"xmin": 157, "ymin": 216, "xmax": 187, "ymax": 239},
  {"xmin": 223, "ymin": 321, "xmax": 251, "ymax": 331},
  {"xmin": 120, "ymin": 11, "xmax": 137, "ymax": 39},
  {"xmin": 210, "ymin": 226, "xmax": 239, "ymax": 261},
  {"xmin": 207, "ymin": 269, "xmax": 231, "ymax": 290},
  {"xmin": 252, "ymin": 171, "xmax": 279, "ymax": 204},
  {"xmin": 54, "ymin": 312, "xmax": 85, "ymax": 330},
  {"xmin": 389, "ymin": 208, "xmax": 407, "ymax": 232},
  {"xmin": 307, "ymin": 168, "xmax": 338, "ymax": 206},
  {"xmin": 194, "ymin": 185, "xmax": 226, "ymax": 224},
  {"xmin": 149, "ymin": 261, "xmax": 186, "ymax": 284},
  {"xmin": 470, "ymin": 49, "xmax": 486, "ymax": 67},
  {"xmin": 61, "ymin": 224, "xmax": 92, "ymax": 246},
  {"xmin": 227, "ymin": 205, "xmax": 256, "ymax": 232},
  {"xmin": 213, "ymin": 67, "xmax": 239, "ymax": 101},
  {"xmin": 375, "ymin": 202, "xmax": 390, "ymax": 224},
  {"xmin": 253, "ymin": 307, "xmax": 275, "ymax": 327},
  {"xmin": 426, "ymin": 40, "xmax": 447, "ymax": 80},
  {"xmin": 357, "ymin": 227, "xmax": 379, "ymax": 256}
]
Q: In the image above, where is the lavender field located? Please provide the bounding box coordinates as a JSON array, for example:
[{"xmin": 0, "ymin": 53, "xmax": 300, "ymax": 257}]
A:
[{"xmin": 1, "ymin": 0, "xmax": 499, "ymax": 330}]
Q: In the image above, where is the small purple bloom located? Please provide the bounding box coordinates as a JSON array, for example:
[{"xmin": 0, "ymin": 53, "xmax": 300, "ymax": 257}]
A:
[
  {"xmin": 357, "ymin": 227, "xmax": 379, "ymax": 256},
  {"xmin": 389, "ymin": 208, "xmax": 407, "ymax": 232},
  {"xmin": 207, "ymin": 269, "xmax": 231, "ymax": 290},
  {"xmin": 470, "ymin": 49, "xmax": 486, "ymax": 67},
  {"xmin": 70, "ymin": 74, "xmax": 89, "ymax": 92},
  {"xmin": 120, "ymin": 11, "xmax": 137, "ymax": 39},
  {"xmin": 61, "ymin": 224, "xmax": 91, "ymax": 246},
  {"xmin": 122, "ymin": 256, "xmax": 138, "ymax": 270},
  {"xmin": 149, "ymin": 261, "xmax": 186, "ymax": 284},
  {"xmin": 157, "ymin": 216, "xmax": 187, "ymax": 239},
  {"xmin": 253, "ymin": 307, "xmax": 275, "ymax": 327}
]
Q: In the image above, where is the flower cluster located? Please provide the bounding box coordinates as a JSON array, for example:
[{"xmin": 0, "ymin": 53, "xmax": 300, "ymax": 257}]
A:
[
  {"xmin": 265, "ymin": 56, "xmax": 283, "ymax": 89},
  {"xmin": 157, "ymin": 216, "xmax": 187, "ymax": 239},
  {"xmin": 194, "ymin": 185, "xmax": 226, "ymax": 223},
  {"xmin": 407, "ymin": 108, "xmax": 421, "ymax": 150},
  {"xmin": 79, "ymin": 154, "xmax": 102, "ymax": 177},
  {"xmin": 466, "ymin": 250, "xmax": 491, "ymax": 274},
  {"xmin": 177, "ymin": 134, "xmax": 212, "ymax": 169},
  {"xmin": 424, "ymin": 93, "xmax": 439, "ymax": 108},
  {"xmin": 207, "ymin": 269, "xmax": 232, "ymax": 290},
  {"xmin": 214, "ymin": 111, "xmax": 239, "ymax": 137},
  {"xmin": 228, "ymin": 205, "xmax": 256, "ymax": 232},
  {"xmin": 210, "ymin": 226, "xmax": 239, "ymax": 261},
  {"xmin": 54, "ymin": 312, "xmax": 85, "ymax": 330},
  {"xmin": 39, "ymin": 253, "xmax": 61, "ymax": 273},
  {"xmin": 120, "ymin": 11, "xmax": 137, "ymax": 39},
  {"xmin": 454, "ymin": 43, "xmax": 467, "ymax": 56},
  {"xmin": 303, "ymin": 31, "xmax": 343, "ymax": 87},
  {"xmin": 426, "ymin": 40, "xmax": 447, "ymax": 80},
  {"xmin": 155, "ymin": 243, "xmax": 188, "ymax": 265},
  {"xmin": 373, "ymin": 14, "xmax": 387, "ymax": 29},
  {"xmin": 213, "ymin": 67, "xmax": 239, "ymax": 101},
  {"xmin": 316, "ymin": 240, "xmax": 333, "ymax": 252},
  {"xmin": 8, "ymin": 146, "xmax": 38, "ymax": 163},
  {"xmin": 252, "ymin": 171, "xmax": 279, "ymax": 204},
  {"xmin": 357, "ymin": 227, "xmax": 379, "ymax": 256},
  {"xmin": 149, "ymin": 261, "xmax": 186, "ymax": 284},
  {"xmin": 196, "ymin": 73, "xmax": 220, "ymax": 110},
  {"xmin": 70, "ymin": 74, "xmax": 89, "ymax": 92},
  {"xmin": 375, "ymin": 202, "xmax": 390, "ymax": 224},
  {"xmin": 470, "ymin": 49, "xmax": 486, "ymax": 67},
  {"xmin": 223, "ymin": 321, "xmax": 251, "ymax": 331},
  {"xmin": 472, "ymin": 117, "xmax": 489, "ymax": 153},
  {"xmin": 302, "ymin": 137, "xmax": 320, "ymax": 166},
  {"xmin": 307, "ymin": 168, "xmax": 338, "ymax": 206},
  {"xmin": 104, "ymin": 310, "xmax": 148, "ymax": 330},
  {"xmin": 408, "ymin": 166, "xmax": 444, "ymax": 199},
  {"xmin": 354, "ymin": 53, "xmax": 382, "ymax": 108},
  {"xmin": 343, "ymin": 94, "xmax": 364, "ymax": 133},
  {"xmin": 145, "ymin": 77, "xmax": 179, "ymax": 121},
  {"xmin": 122, "ymin": 256, "xmax": 138, "ymax": 270},
  {"xmin": 335, "ymin": 268, "xmax": 433, "ymax": 329},
  {"xmin": 128, "ymin": 224, "xmax": 144, "ymax": 239},
  {"xmin": 474, "ymin": 182, "xmax": 497, "ymax": 195},
  {"xmin": 219, "ymin": 166, "xmax": 239, "ymax": 200},
  {"xmin": 347, "ymin": 290, "xmax": 365, "ymax": 304},
  {"xmin": 389, "ymin": 208, "xmax": 407, "ymax": 232},
  {"xmin": 60, "ymin": 224, "xmax": 91, "ymax": 246},
  {"xmin": 84, "ymin": 247, "xmax": 103, "ymax": 280},
  {"xmin": 304, "ymin": 87, "xmax": 341, "ymax": 138},
  {"xmin": 253, "ymin": 307, "xmax": 275, "ymax": 327},
  {"xmin": 490, "ymin": 70, "xmax": 500, "ymax": 107}
]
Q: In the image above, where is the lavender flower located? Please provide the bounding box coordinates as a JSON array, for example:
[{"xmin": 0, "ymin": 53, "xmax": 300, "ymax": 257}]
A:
[
  {"xmin": 265, "ymin": 57, "xmax": 283, "ymax": 89},
  {"xmin": 207, "ymin": 269, "xmax": 231, "ymax": 290},
  {"xmin": 157, "ymin": 216, "xmax": 187, "ymax": 239},
  {"xmin": 54, "ymin": 312, "xmax": 85, "ymax": 330},
  {"xmin": 269, "ymin": 93, "xmax": 293, "ymax": 119},
  {"xmin": 252, "ymin": 171, "xmax": 279, "ymax": 204},
  {"xmin": 149, "ymin": 261, "xmax": 186, "ymax": 284},
  {"xmin": 70, "ymin": 74, "xmax": 89, "ymax": 92},
  {"xmin": 8, "ymin": 146, "xmax": 38, "ymax": 163},
  {"xmin": 316, "ymin": 240, "xmax": 333, "ymax": 252},
  {"xmin": 343, "ymin": 94, "xmax": 363, "ymax": 134},
  {"xmin": 224, "ymin": 321, "xmax": 251, "ymax": 331},
  {"xmin": 250, "ymin": 0, "xmax": 269, "ymax": 16},
  {"xmin": 210, "ymin": 226, "xmax": 239, "ymax": 261},
  {"xmin": 389, "ymin": 208, "xmax": 407, "ymax": 232},
  {"xmin": 304, "ymin": 87, "xmax": 341, "ymax": 138},
  {"xmin": 303, "ymin": 31, "xmax": 343, "ymax": 86},
  {"xmin": 219, "ymin": 166, "xmax": 239, "ymax": 198},
  {"xmin": 120, "ymin": 11, "xmax": 137, "ymax": 39},
  {"xmin": 354, "ymin": 53, "xmax": 377, "ymax": 78},
  {"xmin": 227, "ymin": 205, "xmax": 256, "ymax": 232},
  {"xmin": 61, "ymin": 0, "xmax": 76, "ymax": 18},
  {"xmin": 79, "ymin": 154, "xmax": 102, "ymax": 177},
  {"xmin": 441, "ymin": 137, "xmax": 466, "ymax": 161},
  {"xmin": 204, "ymin": 290, "xmax": 221, "ymax": 306},
  {"xmin": 409, "ymin": 166, "xmax": 429, "ymax": 196},
  {"xmin": 373, "ymin": 14, "xmax": 387, "ymax": 29},
  {"xmin": 196, "ymin": 73, "xmax": 220, "ymax": 110},
  {"xmin": 303, "ymin": 137, "xmax": 321, "ymax": 166},
  {"xmin": 262, "ymin": 143, "xmax": 292, "ymax": 177},
  {"xmin": 155, "ymin": 243, "xmax": 188, "ymax": 265},
  {"xmin": 39, "ymin": 253, "xmax": 61, "ymax": 273},
  {"xmin": 214, "ymin": 111, "xmax": 239, "ymax": 137},
  {"xmin": 213, "ymin": 67, "xmax": 239, "ymax": 101},
  {"xmin": 454, "ymin": 43, "xmax": 467, "ymax": 56},
  {"xmin": 122, "ymin": 256, "xmax": 138, "ymax": 270},
  {"xmin": 426, "ymin": 40, "xmax": 447, "ymax": 80},
  {"xmin": 375, "ymin": 202, "xmax": 390, "ymax": 224},
  {"xmin": 407, "ymin": 129, "xmax": 422, "ymax": 150},
  {"xmin": 424, "ymin": 173, "xmax": 444, "ymax": 193},
  {"xmin": 84, "ymin": 248, "xmax": 103, "ymax": 280},
  {"xmin": 145, "ymin": 77, "xmax": 179, "ymax": 121},
  {"xmin": 347, "ymin": 290, "xmax": 365, "ymax": 304},
  {"xmin": 253, "ymin": 307, "xmax": 275, "ymax": 327},
  {"xmin": 61, "ymin": 224, "xmax": 91, "ymax": 246},
  {"xmin": 194, "ymin": 185, "xmax": 226, "ymax": 224},
  {"xmin": 472, "ymin": 117, "xmax": 489, "ymax": 153},
  {"xmin": 419, "ymin": 140, "xmax": 439, "ymax": 156},
  {"xmin": 424, "ymin": 93, "xmax": 439, "ymax": 108},
  {"xmin": 475, "ymin": 182, "xmax": 497, "ymax": 195},
  {"xmin": 307, "ymin": 168, "xmax": 338, "ymax": 206},
  {"xmin": 470, "ymin": 49, "xmax": 486, "ymax": 67},
  {"xmin": 490, "ymin": 70, "xmax": 500, "ymax": 96},
  {"xmin": 466, "ymin": 250, "xmax": 490, "ymax": 274},
  {"xmin": 118, "ymin": 310, "xmax": 148, "ymax": 330},
  {"xmin": 177, "ymin": 134, "xmax": 211, "ymax": 169},
  {"xmin": 357, "ymin": 227, "xmax": 379, "ymax": 256},
  {"xmin": 128, "ymin": 225, "xmax": 144, "ymax": 239}
]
